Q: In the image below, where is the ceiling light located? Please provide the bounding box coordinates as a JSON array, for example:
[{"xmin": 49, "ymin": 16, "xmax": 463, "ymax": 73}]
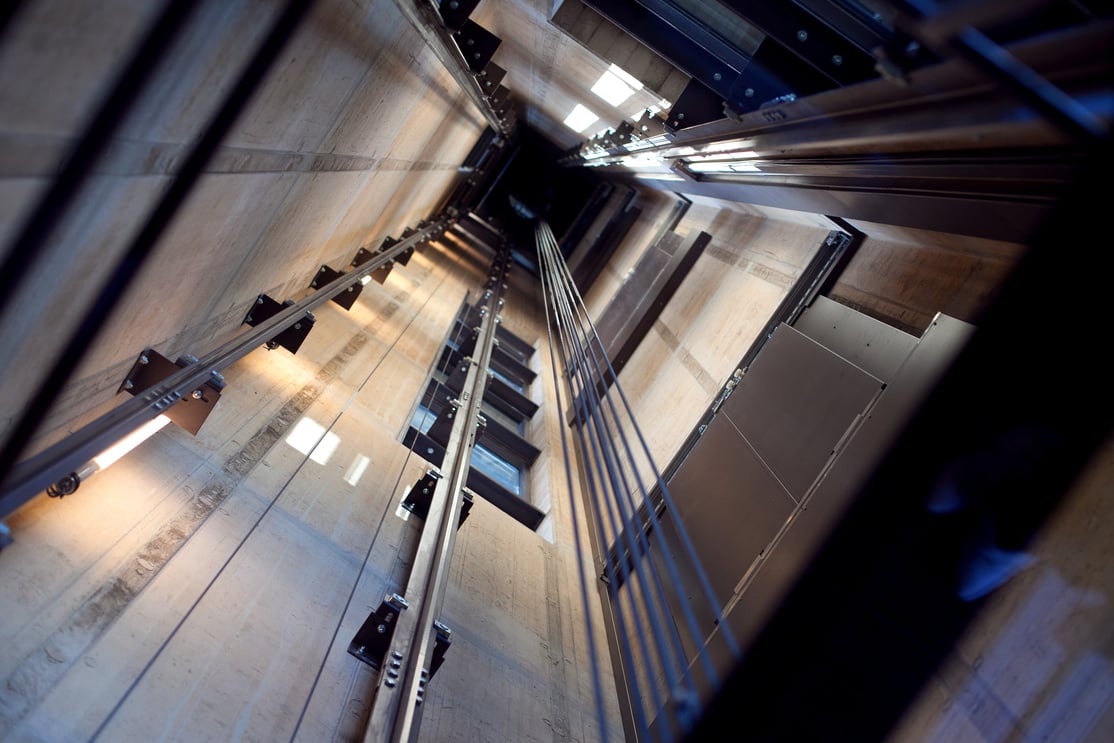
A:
[{"xmin": 563, "ymin": 104, "xmax": 600, "ymax": 133}]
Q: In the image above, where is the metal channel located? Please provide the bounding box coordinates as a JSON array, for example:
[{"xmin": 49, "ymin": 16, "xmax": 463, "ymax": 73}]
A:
[
  {"xmin": 564, "ymin": 20, "xmax": 1111, "ymax": 164},
  {"xmin": 0, "ymin": 219, "xmax": 451, "ymax": 518},
  {"xmin": 393, "ymin": 0, "xmax": 513, "ymax": 136},
  {"xmin": 363, "ymin": 250, "xmax": 508, "ymax": 743}
]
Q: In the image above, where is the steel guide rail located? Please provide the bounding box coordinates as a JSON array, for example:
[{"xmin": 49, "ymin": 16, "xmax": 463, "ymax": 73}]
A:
[
  {"xmin": 0, "ymin": 218, "xmax": 451, "ymax": 518},
  {"xmin": 362, "ymin": 248, "xmax": 509, "ymax": 743},
  {"xmin": 393, "ymin": 0, "xmax": 513, "ymax": 136}
]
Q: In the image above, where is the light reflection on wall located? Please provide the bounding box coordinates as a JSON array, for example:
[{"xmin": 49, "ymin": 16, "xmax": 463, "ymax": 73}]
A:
[{"xmin": 285, "ymin": 417, "xmax": 340, "ymax": 465}]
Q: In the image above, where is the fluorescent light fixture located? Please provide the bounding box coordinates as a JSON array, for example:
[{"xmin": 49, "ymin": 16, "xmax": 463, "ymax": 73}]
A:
[
  {"xmin": 94, "ymin": 415, "xmax": 172, "ymax": 470},
  {"xmin": 563, "ymin": 104, "xmax": 600, "ymax": 133},
  {"xmin": 702, "ymin": 141, "xmax": 758, "ymax": 155},
  {"xmin": 619, "ymin": 154, "xmax": 664, "ymax": 169},
  {"xmin": 686, "ymin": 161, "xmax": 763, "ymax": 173},
  {"xmin": 46, "ymin": 414, "xmax": 173, "ymax": 497},
  {"xmin": 591, "ymin": 64, "xmax": 643, "ymax": 107},
  {"xmin": 634, "ymin": 173, "xmax": 684, "ymax": 181}
]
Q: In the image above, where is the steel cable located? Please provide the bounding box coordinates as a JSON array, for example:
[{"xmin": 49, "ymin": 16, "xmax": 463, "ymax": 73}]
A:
[
  {"xmin": 534, "ymin": 219, "xmax": 742, "ymax": 737},
  {"xmin": 538, "ymin": 221, "xmax": 739, "ymax": 661},
  {"xmin": 537, "ymin": 223, "xmax": 687, "ymax": 738},
  {"xmin": 537, "ymin": 224, "xmax": 681, "ymax": 730}
]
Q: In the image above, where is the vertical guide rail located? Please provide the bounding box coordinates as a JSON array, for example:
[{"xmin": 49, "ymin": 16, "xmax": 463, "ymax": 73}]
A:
[
  {"xmin": 392, "ymin": 0, "xmax": 512, "ymax": 136},
  {"xmin": 363, "ymin": 248, "xmax": 510, "ymax": 743}
]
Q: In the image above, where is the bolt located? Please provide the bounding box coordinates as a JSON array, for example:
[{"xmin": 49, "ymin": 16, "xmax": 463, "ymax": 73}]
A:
[
  {"xmin": 377, "ymin": 624, "xmax": 387, "ymax": 634},
  {"xmin": 466, "ymin": 38, "xmax": 474, "ymax": 45},
  {"xmin": 385, "ymin": 679, "xmax": 396, "ymax": 688},
  {"xmin": 713, "ymin": 72, "xmax": 722, "ymax": 81},
  {"xmin": 426, "ymin": 447, "xmax": 435, "ymax": 455},
  {"xmin": 473, "ymin": 53, "xmax": 481, "ymax": 60},
  {"xmin": 387, "ymin": 669, "xmax": 398, "ymax": 679},
  {"xmin": 796, "ymin": 29, "xmax": 808, "ymax": 42},
  {"xmin": 257, "ymin": 297, "xmax": 264, "ymax": 304},
  {"xmin": 832, "ymin": 54, "xmax": 843, "ymax": 66},
  {"xmin": 139, "ymin": 354, "xmax": 149, "ymax": 365},
  {"xmin": 744, "ymin": 88, "xmax": 755, "ymax": 98},
  {"xmin": 641, "ymin": 124, "xmax": 648, "ymax": 131},
  {"xmin": 391, "ymin": 660, "xmax": 401, "ymax": 669},
  {"xmin": 393, "ymin": 651, "xmax": 403, "ymax": 660},
  {"xmin": 192, "ymin": 389, "xmax": 203, "ymax": 399},
  {"xmin": 678, "ymin": 112, "xmax": 685, "ymax": 120},
  {"xmin": 449, "ymin": 0, "xmax": 458, "ymax": 7},
  {"xmin": 123, "ymin": 380, "xmax": 134, "ymax": 390},
  {"xmin": 294, "ymin": 323, "xmax": 301, "ymax": 330},
  {"xmin": 320, "ymin": 267, "xmax": 326, "ymax": 272}
]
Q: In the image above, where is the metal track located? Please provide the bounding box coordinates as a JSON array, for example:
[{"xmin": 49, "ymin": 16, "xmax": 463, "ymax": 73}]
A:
[
  {"xmin": 0, "ymin": 218, "xmax": 451, "ymax": 518},
  {"xmin": 362, "ymin": 246, "xmax": 509, "ymax": 743}
]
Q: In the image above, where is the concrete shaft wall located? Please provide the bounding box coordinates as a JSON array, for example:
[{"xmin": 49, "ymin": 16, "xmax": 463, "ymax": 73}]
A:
[
  {"xmin": 0, "ymin": 0, "xmax": 485, "ymax": 456},
  {"xmin": 0, "ymin": 1, "xmax": 622, "ymax": 741}
]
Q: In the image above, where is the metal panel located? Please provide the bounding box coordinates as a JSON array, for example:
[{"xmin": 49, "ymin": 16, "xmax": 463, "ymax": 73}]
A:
[
  {"xmin": 722, "ymin": 323, "xmax": 883, "ymax": 501},
  {"xmin": 793, "ymin": 295, "xmax": 918, "ymax": 382},
  {"xmin": 668, "ymin": 414, "xmax": 796, "ymax": 609}
]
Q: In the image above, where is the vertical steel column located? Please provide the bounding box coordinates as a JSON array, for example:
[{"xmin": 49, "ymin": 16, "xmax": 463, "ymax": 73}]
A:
[{"xmin": 363, "ymin": 249, "xmax": 510, "ymax": 743}]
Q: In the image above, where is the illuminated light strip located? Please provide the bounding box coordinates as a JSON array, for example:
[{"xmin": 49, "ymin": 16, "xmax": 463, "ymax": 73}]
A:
[{"xmin": 92, "ymin": 415, "xmax": 171, "ymax": 470}]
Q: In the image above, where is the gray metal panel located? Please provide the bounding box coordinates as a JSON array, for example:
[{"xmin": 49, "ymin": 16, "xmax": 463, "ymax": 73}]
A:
[
  {"xmin": 722, "ymin": 323, "xmax": 884, "ymax": 500},
  {"xmin": 668, "ymin": 414, "xmax": 796, "ymax": 609},
  {"xmin": 793, "ymin": 295, "xmax": 919, "ymax": 382},
  {"xmin": 720, "ymin": 313, "xmax": 976, "ymax": 659}
]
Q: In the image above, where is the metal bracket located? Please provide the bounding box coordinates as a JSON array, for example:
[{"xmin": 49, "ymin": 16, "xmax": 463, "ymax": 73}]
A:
[
  {"xmin": 396, "ymin": 230, "xmax": 417, "ymax": 265},
  {"xmin": 401, "ymin": 470, "xmax": 473, "ymax": 528},
  {"xmin": 309, "ymin": 264, "xmax": 363, "ymax": 310},
  {"xmin": 427, "ymin": 403, "xmax": 459, "ymax": 446},
  {"xmin": 120, "ymin": 349, "xmax": 225, "ymax": 434},
  {"xmin": 429, "ymin": 620, "xmax": 453, "ymax": 679},
  {"xmin": 352, "ymin": 235, "xmax": 401, "ymax": 284},
  {"xmin": 665, "ymin": 79, "xmax": 726, "ymax": 132},
  {"xmin": 452, "ymin": 19, "xmax": 501, "ymax": 74},
  {"xmin": 437, "ymin": 0, "xmax": 481, "ymax": 31},
  {"xmin": 242, "ymin": 294, "xmax": 315, "ymax": 354},
  {"xmin": 348, "ymin": 593, "xmax": 410, "ymax": 671}
]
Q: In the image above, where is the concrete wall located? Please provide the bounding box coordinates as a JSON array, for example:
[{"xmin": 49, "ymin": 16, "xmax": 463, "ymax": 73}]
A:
[
  {"xmin": 887, "ymin": 437, "xmax": 1114, "ymax": 743},
  {"xmin": 0, "ymin": 232, "xmax": 622, "ymax": 741},
  {"xmin": 0, "ymin": 0, "xmax": 486, "ymax": 458},
  {"xmin": 588, "ymin": 194, "xmax": 835, "ymax": 494},
  {"xmin": 0, "ymin": 1, "xmax": 624, "ymax": 741}
]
